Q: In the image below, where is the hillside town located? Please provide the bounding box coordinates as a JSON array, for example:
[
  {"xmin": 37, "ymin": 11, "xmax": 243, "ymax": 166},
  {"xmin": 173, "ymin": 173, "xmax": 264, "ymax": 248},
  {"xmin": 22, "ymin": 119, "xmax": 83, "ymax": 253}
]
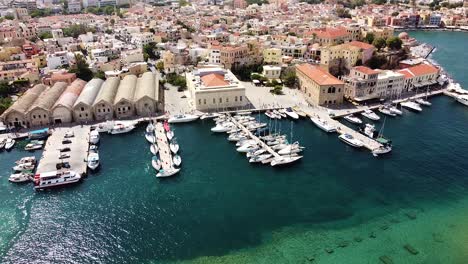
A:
[{"xmin": 0, "ymin": 0, "xmax": 466, "ymax": 129}]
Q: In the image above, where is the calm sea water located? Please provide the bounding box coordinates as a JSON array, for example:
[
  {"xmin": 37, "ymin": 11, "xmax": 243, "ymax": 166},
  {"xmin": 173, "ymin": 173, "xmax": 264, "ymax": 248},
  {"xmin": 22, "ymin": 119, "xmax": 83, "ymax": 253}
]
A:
[{"xmin": 1, "ymin": 31, "xmax": 468, "ymax": 264}]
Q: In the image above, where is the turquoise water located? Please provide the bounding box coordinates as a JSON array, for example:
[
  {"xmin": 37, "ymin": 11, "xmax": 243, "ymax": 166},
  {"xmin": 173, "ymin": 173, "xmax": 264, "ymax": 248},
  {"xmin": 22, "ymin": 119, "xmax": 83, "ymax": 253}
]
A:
[{"xmin": 0, "ymin": 31, "xmax": 468, "ymax": 263}]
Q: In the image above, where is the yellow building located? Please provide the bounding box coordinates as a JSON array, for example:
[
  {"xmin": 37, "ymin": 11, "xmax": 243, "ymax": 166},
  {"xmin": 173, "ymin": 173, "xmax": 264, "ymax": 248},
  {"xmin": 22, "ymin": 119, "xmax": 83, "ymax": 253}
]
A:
[
  {"xmin": 263, "ymin": 48, "xmax": 282, "ymax": 65},
  {"xmin": 296, "ymin": 63, "xmax": 344, "ymax": 106},
  {"xmin": 320, "ymin": 44, "xmax": 361, "ymax": 70},
  {"xmin": 32, "ymin": 53, "xmax": 47, "ymax": 68},
  {"xmin": 162, "ymin": 51, "xmax": 175, "ymax": 73}
]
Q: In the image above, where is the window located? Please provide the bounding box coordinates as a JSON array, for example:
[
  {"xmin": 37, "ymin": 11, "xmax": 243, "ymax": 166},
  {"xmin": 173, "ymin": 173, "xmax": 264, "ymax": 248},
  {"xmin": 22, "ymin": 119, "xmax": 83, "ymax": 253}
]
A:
[
  {"xmin": 219, "ymin": 98, "xmax": 222, "ymax": 103},
  {"xmin": 198, "ymin": 99, "xmax": 201, "ymax": 105},
  {"xmin": 81, "ymin": 107, "xmax": 84, "ymax": 111},
  {"xmin": 226, "ymin": 98, "xmax": 229, "ymax": 103},
  {"xmin": 239, "ymin": 96, "xmax": 243, "ymax": 101},
  {"xmin": 213, "ymin": 98, "xmax": 215, "ymax": 104},
  {"xmin": 204, "ymin": 99, "xmax": 206, "ymax": 104},
  {"xmin": 235, "ymin": 96, "xmax": 238, "ymax": 102},
  {"xmin": 98, "ymin": 109, "xmax": 101, "ymax": 113},
  {"xmin": 33, "ymin": 115, "xmax": 36, "ymax": 119}
]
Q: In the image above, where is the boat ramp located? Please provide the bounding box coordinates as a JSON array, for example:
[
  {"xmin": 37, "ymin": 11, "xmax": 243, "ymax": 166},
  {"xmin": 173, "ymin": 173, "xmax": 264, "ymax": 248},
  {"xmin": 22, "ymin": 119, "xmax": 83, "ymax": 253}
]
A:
[{"xmin": 36, "ymin": 126, "xmax": 90, "ymax": 176}]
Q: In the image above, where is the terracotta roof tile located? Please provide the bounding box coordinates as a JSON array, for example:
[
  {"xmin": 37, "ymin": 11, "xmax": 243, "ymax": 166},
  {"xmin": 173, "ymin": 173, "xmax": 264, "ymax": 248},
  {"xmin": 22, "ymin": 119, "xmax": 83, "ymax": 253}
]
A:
[
  {"xmin": 296, "ymin": 64, "xmax": 344, "ymax": 86},
  {"xmin": 201, "ymin": 73, "xmax": 229, "ymax": 87}
]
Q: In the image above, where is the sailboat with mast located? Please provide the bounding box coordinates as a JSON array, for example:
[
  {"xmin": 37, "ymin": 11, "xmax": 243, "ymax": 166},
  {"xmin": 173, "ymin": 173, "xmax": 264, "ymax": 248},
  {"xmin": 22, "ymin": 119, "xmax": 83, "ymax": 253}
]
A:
[
  {"xmin": 271, "ymin": 121, "xmax": 303, "ymax": 166},
  {"xmin": 372, "ymin": 117, "xmax": 393, "ymax": 156}
]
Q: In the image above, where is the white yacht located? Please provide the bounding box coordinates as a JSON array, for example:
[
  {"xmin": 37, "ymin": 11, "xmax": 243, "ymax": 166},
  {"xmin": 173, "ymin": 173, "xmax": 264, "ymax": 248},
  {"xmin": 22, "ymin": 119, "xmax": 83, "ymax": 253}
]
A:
[
  {"xmin": 9, "ymin": 171, "xmax": 33, "ymax": 183},
  {"xmin": 211, "ymin": 123, "xmax": 233, "ymax": 133},
  {"xmin": 24, "ymin": 143, "xmax": 42, "ymax": 151},
  {"xmin": 168, "ymin": 114, "xmax": 199, "ymax": 123},
  {"xmin": 401, "ymin": 101, "xmax": 422, "ymax": 112},
  {"xmin": 200, "ymin": 113, "xmax": 220, "ymax": 120},
  {"xmin": 271, "ymin": 155, "xmax": 303, "ymax": 166},
  {"xmin": 156, "ymin": 167, "xmax": 180, "ymax": 178},
  {"xmin": 108, "ymin": 124, "xmax": 135, "ymax": 134},
  {"xmin": 284, "ymin": 108, "xmax": 299, "ymax": 119},
  {"xmin": 343, "ymin": 114, "xmax": 363, "ymax": 124},
  {"xmin": 278, "ymin": 143, "xmax": 304, "ymax": 155},
  {"xmin": 456, "ymin": 95, "xmax": 468, "ymax": 106},
  {"xmin": 87, "ymin": 152, "xmax": 100, "ymax": 171},
  {"xmin": 166, "ymin": 130, "xmax": 174, "ymax": 140},
  {"xmin": 310, "ymin": 116, "xmax": 336, "ymax": 133},
  {"xmin": 246, "ymin": 148, "xmax": 267, "ymax": 158},
  {"xmin": 146, "ymin": 122, "xmax": 155, "ymax": 133},
  {"xmin": 372, "ymin": 145, "xmax": 392, "ymax": 156},
  {"xmin": 265, "ymin": 111, "xmax": 277, "ymax": 119},
  {"xmin": 388, "ymin": 105, "xmax": 403, "ymax": 115},
  {"xmin": 272, "ymin": 110, "xmax": 282, "ymax": 119},
  {"xmin": 361, "ymin": 109, "xmax": 380, "ymax": 121},
  {"xmin": 0, "ymin": 139, "xmax": 5, "ymax": 149},
  {"xmin": 150, "ymin": 144, "xmax": 158, "ymax": 155},
  {"xmin": 16, "ymin": 156, "xmax": 36, "ymax": 165},
  {"xmin": 12, "ymin": 162, "xmax": 35, "ymax": 172},
  {"xmin": 173, "ymin": 155, "xmax": 182, "ymax": 166},
  {"xmin": 170, "ymin": 141, "xmax": 179, "ymax": 154},
  {"xmin": 277, "ymin": 109, "xmax": 287, "ymax": 118},
  {"xmin": 89, "ymin": 130, "xmax": 100, "ymax": 144},
  {"xmin": 378, "ymin": 107, "xmax": 397, "ymax": 117},
  {"xmin": 4, "ymin": 138, "xmax": 15, "ymax": 150},
  {"xmin": 338, "ymin": 134, "xmax": 364, "ymax": 148},
  {"xmin": 236, "ymin": 139, "xmax": 256, "ymax": 147},
  {"xmin": 152, "ymin": 156, "xmax": 161, "ymax": 170},
  {"xmin": 34, "ymin": 170, "xmax": 81, "ymax": 190},
  {"xmin": 145, "ymin": 132, "xmax": 156, "ymax": 144},
  {"xmin": 416, "ymin": 98, "xmax": 432, "ymax": 106},
  {"xmin": 249, "ymin": 154, "xmax": 272, "ymax": 163},
  {"xmin": 236, "ymin": 143, "xmax": 258, "ymax": 153},
  {"xmin": 359, "ymin": 124, "xmax": 376, "ymax": 138}
]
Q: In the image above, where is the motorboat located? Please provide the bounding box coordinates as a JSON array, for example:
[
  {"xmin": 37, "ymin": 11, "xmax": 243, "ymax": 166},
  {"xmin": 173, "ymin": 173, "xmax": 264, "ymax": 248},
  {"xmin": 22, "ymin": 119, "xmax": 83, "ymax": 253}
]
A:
[
  {"xmin": 249, "ymin": 154, "xmax": 272, "ymax": 163},
  {"xmin": 372, "ymin": 145, "xmax": 392, "ymax": 156},
  {"xmin": 387, "ymin": 105, "xmax": 403, "ymax": 115},
  {"xmin": 156, "ymin": 167, "xmax": 180, "ymax": 178},
  {"xmin": 200, "ymin": 113, "xmax": 220, "ymax": 120},
  {"xmin": 170, "ymin": 141, "xmax": 179, "ymax": 154},
  {"xmin": 361, "ymin": 109, "xmax": 380, "ymax": 121},
  {"xmin": 13, "ymin": 163, "xmax": 35, "ymax": 172},
  {"xmin": 310, "ymin": 116, "xmax": 336, "ymax": 133},
  {"xmin": 34, "ymin": 170, "xmax": 81, "ymax": 190},
  {"xmin": 24, "ymin": 143, "xmax": 42, "ymax": 151},
  {"xmin": 228, "ymin": 133, "xmax": 248, "ymax": 142},
  {"xmin": 168, "ymin": 114, "xmax": 199, "ymax": 123},
  {"xmin": 266, "ymin": 137, "xmax": 287, "ymax": 146},
  {"xmin": 272, "ymin": 110, "xmax": 282, "ymax": 119},
  {"xmin": 456, "ymin": 95, "xmax": 468, "ymax": 106},
  {"xmin": 276, "ymin": 109, "xmax": 287, "ymax": 118},
  {"xmin": 338, "ymin": 133, "xmax": 364, "ymax": 148},
  {"xmin": 108, "ymin": 124, "xmax": 135, "ymax": 134},
  {"xmin": 150, "ymin": 144, "xmax": 159, "ymax": 155},
  {"xmin": 236, "ymin": 143, "xmax": 258, "ymax": 153},
  {"xmin": 343, "ymin": 114, "xmax": 362, "ymax": 124},
  {"xmin": 246, "ymin": 122, "xmax": 267, "ymax": 131},
  {"xmin": 152, "ymin": 156, "xmax": 161, "ymax": 170},
  {"xmin": 145, "ymin": 132, "xmax": 156, "ymax": 144},
  {"xmin": 401, "ymin": 101, "xmax": 422, "ymax": 112},
  {"xmin": 166, "ymin": 130, "xmax": 174, "ymax": 140},
  {"xmin": 4, "ymin": 138, "xmax": 15, "ymax": 150},
  {"xmin": 64, "ymin": 131, "xmax": 74, "ymax": 138},
  {"xmin": 89, "ymin": 145, "xmax": 98, "ymax": 152},
  {"xmin": 87, "ymin": 152, "xmax": 100, "ymax": 171},
  {"xmin": 277, "ymin": 143, "xmax": 304, "ymax": 155},
  {"xmin": 236, "ymin": 139, "xmax": 256, "ymax": 147},
  {"xmin": 246, "ymin": 148, "xmax": 267, "ymax": 158},
  {"xmin": 378, "ymin": 107, "xmax": 396, "ymax": 117},
  {"xmin": 211, "ymin": 123, "xmax": 233, "ymax": 133},
  {"xmin": 265, "ymin": 111, "xmax": 277, "ymax": 119},
  {"xmin": 0, "ymin": 139, "xmax": 6, "ymax": 149},
  {"xmin": 173, "ymin": 155, "xmax": 182, "ymax": 166},
  {"xmin": 16, "ymin": 156, "xmax": 36, "ymax": 165},
  {"xmin": 415, "ymin": 98, "xmax": 432, "ymax": 106},
  {"xmin": 284, "ymin": 108, "xmax": 299, "ymax": 119},
  {"xmin": 89, "ymin": 130, "xmax": 100, "ymax": 144},
  {"xmin": 9, "ymin": 171, "xmax": 33, "ymax": 183},
  {"xmin": 359, "ymin": 124, "xmax": 376, "ymax": 138},
  {"xmin": 146, "ymin": 122, "xmax": 155, "ymax": 133},
  {"xmin": 270, "ymin": 155, "xmax": 303, "ymax": 166},
  {"xmin": 272, "ymin": 143, "xmax": 289, "ymax": 150}
]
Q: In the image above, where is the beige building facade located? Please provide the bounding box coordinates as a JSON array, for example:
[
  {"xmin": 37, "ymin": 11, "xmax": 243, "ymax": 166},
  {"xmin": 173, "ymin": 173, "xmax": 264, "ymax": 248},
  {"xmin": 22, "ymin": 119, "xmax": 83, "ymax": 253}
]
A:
[{"xmin": 296, "ymin": 64, "xmax": 344, "ymax": 106}]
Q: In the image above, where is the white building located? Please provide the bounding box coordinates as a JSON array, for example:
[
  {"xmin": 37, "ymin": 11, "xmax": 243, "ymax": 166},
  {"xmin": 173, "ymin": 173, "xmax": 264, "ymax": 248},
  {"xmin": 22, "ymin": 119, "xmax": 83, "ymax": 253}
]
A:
[
  {"xmin": 68, "ymin": 0, "xmax": 82, "ymax": 13},
  {"xmin": 132, "ymin": 32, "xmax": 156, "ymax": 47},
  {"xmin": 186, "ymin": 67, "xmax": 247, "ymax": 111},
  {"xmin": 46, "ymin": 51, "xmax": 72, "ymax": 70},
  {"xmin": 51, "ymin": 29, "xmax": 64, "ymax": 39},
  {"xmin": 208, "ymin": 47, "xmax": 221, "ymax": 65},
  {"xmin": 262, "ymin": 65, "xmax": 281, "ymax": 80}
]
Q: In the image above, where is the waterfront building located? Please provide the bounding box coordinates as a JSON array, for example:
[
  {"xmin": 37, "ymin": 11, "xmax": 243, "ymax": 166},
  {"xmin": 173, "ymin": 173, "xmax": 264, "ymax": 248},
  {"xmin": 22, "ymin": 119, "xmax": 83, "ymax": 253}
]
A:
[
  {"xmin": 114, "ymin": 75, "xmax": 137, "ymax": 119},
  {"xmin": 51, "ymin": 79, "xmax": 86, "ymax": 124},
  {"xmin": 93, "ymin": 77, "xmax": 120, "ymax": 121},
  {"xmin": 320, "ymin": 41, "xmax": 374, "ymax": 70},
  {"xmin": 0, "ymin": 84, "xmax": 46, "ymax": 128},
  {"xmin": 27, "ymin": 82, "xmax": 68, "ymax": 127},
  {"xmin": 134, "ymin": 72, "xmax": 159, "ymax": 116},
  {"xmin": 186, "ymin": 67, "xmax": 247, "ymax": 111},
  {"xmin": 73, "ymin": 78, "xmax": 104, "ymax": 123},
  {"xmin": 296, "ymin": 63, "xmax": 344, "ymax": 106},
  {"xmin": 397, "ymin": 63, "xmax": 440, "ymax": 92}
]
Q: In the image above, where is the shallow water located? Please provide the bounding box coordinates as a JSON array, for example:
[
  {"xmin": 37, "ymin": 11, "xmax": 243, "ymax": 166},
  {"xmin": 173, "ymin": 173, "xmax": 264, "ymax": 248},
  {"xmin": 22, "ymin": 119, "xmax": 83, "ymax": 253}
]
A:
[{"xmin": 0, "ymin": 31, "xmax": 468, "ymax": 264}]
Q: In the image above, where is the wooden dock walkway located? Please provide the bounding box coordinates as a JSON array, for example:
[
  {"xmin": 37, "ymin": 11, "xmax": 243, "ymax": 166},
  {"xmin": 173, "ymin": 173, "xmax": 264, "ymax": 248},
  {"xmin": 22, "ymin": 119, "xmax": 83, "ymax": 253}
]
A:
[
  {"xmin": 154, "ymin": 122, "xmax": 173, "ymax": 170},
  {"xmin": 302, "ymin": 109, "xmax": 382, "ymax": 151},
  {"xmin": 228, "ymin": 115, "xmax": 281, "ymax": 159},
  {"xmin": 36, "ymin": 126, "xmax": 89, "ymax": 175}
]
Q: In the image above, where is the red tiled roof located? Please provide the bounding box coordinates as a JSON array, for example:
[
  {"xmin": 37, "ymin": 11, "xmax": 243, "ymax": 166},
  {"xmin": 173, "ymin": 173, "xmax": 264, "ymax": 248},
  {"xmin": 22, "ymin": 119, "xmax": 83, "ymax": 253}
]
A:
[
  {"xmin": 397, "ymin": 63, "xmax": 439, "ymax": 78},
  {"xmin": 349, "ymin": 41, "xmax": 374, "ymax": 50},
  {"xmin": 201, "ymin": 73, "xmax": 229, "ymax": 87},
  {"xmin": 354, "ymin": 66, "xmax": 379, "ymax": 75},
  {"xmin": 296, "ymin": 64, "xmax": 344, "ymax": 86},
  {"xmin": 305, "ymin": 27, "xmax": 350, "ymax": 39}
]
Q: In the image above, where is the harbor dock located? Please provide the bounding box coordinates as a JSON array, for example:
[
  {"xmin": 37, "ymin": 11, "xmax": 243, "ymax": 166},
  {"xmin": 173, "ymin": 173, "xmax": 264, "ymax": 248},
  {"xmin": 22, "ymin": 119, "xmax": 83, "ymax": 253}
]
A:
[
  {"xmin": 154, "ymin": 122, "xmax": 173, "ymax": 170},
  {"xmin": 36, "ymin": 126, "xmax": 90, "ymax": 175},
  {"xmin": 227, "ymin": 115, "xmax": 281, "ymax": 159}
]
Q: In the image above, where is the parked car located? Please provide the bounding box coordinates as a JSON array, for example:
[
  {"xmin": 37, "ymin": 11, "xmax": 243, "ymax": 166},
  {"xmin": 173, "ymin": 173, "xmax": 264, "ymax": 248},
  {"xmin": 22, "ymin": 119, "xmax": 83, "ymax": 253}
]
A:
[
  {"xmin": 59, "ymin": 147, "xmax": 71, "ymax": 152},
  {"xmin": 62, "ymin": 139, "xmax": 72, "ymax": 144},
  {"xmin": 64, "ymin": 131, "xmax": 74, "ymax": 138},
  {"xmin": 59, "ymin": 153, "xmax": 70, "ymax": 159},
  {"xmin": 56, "ymin": 162, "xmax": 70, "ymax": 170}
]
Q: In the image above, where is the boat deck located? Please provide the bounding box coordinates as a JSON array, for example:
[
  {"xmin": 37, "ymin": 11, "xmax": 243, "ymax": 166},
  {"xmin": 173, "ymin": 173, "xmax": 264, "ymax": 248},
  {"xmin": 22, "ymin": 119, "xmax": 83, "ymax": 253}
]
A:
[
  {"xmin": 228, "ymin": 116, "xmax": 281, "ymax": 159},
  {"xmin": 36, "ymin": 126, "xmax": 89, "ymax": 175},
  {"xmin": 154, "ymin": 122, "xmax": 173, "ymax": 170}
]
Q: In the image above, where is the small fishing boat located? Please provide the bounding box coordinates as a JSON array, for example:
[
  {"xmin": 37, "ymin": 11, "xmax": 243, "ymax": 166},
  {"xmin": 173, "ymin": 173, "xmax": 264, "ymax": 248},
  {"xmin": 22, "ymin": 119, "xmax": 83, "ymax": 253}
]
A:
[
  {"xmin": 284, "ymin": 108, "xmax": 299, "ymax": 119},
  {"xmin": 150, "ymin": 144, "xmax": 158, "ymax": 155},
  {"xmin": 170, "ymin": 141, "xmax": 179, "ymax": 154},
  {"xmin": 89, "ymin": 130, "xmax": 100, "ymax": 144},
  {"xmin": 156, "ymin": 167, "xmax": 180, "ymax": 178},
  {"xmin": 9, "ymin": 171, "xmax": 33, "ymax": 183},
  {"xmin": 361, "ymin": 109, "xmax": 380, "ymax": 121},
  {"xmin": 108, "ymin": 123, "xmax": 135, "ymax": 134},
  {"xmin": 310, "ymin": 116, "xmax": 336, "ymax": 133},
  {"xmin": 338, "ymin": 133, "xmax": 364, "ymax": 148},
  {"xmin": 173, "ymin": 155, "xmax": 182, "ymax": 166},
  {"xmin": 152, "ymin": 156, "xmax": 161, "ymax": 170},
  {"xmin": 343, "ymin": 114, "xmax": 363, "ymax": 124},
  {"xmin": 168, "ymin": 114, "xmax": 199, "ymax": 123},
  {"xmin": 87, "ymin": 152, "xmax": 100, "ymax": 171},
  {"xmin": 166, "ymin": 130, "xmax": 174, "ymax": 140},
  {"xmin": 4, "ymin": 138, "xmax": 15, "ymax": 150},
  {"xmin": 145, "ymin": 132, "xmax": 156, "ymax": 143},
  {"xmin": 401, "ymin": 101, "xmax": 422, "ymax": 112}
]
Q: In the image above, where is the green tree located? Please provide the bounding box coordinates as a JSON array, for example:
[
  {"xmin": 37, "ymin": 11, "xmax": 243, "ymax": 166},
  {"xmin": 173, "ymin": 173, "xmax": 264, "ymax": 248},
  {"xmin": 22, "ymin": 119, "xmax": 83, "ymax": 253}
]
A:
[
  {"xmin": 365, "ymin": 54, "xmax": 388, "ymax": 69},
  {"xmin": 63, "ymin": 24, "xmax": 95, "ymax": 38},
  {"xmin": 0, "ymin": 82, "xmax": 14, "ymax": 97},
  {"xmin": 104, "ymin": 6, "xmax": 114, "ymax": 15},
  {"xmin": 372, "ymin": 37, "xmax": 386, "ymax": 51},
  {"xmin": 156, "ymin": 61, "xmax": 164, "ymax": 71},
  {"xmin": 270, "ymin": 85, "xmax": 283, "ymax": 95},
  {"xmin": 386, "ymin": 37, "xmax": 403, "ymax": 50},
  {"xmin": 0, "ymin": 97, "xmax": 12, "ymax": 115},
  {"xmin": 336, "ymin": 8, "xmax": 351, "ymax": 18},
  {"xmin": 110, "ymin": 18, "xmax": 115, "ymax": 25},
  {"xmin": 364, "ymin": 33, "xmax": 375, "ymax": 44},
  {"xmin": 94, "ymin": 70, "xmax": 105, "ymax": 80},
  {"xmin": 143, "ymin": 43, "xmax": 158, "ymax": 61},
  {"xmin": 281, "ymin": 69, "xmax": 297, "ymax": 87},
  {"xmin": 68, "ymin": 54, "xmax": 94, "ymax": 81},
  {"xmin": 391, "ymin": 11, "xmax": 399, "ymax": 17},
  {"xmin": 5, "ymin": 15, "xmax": 15, "ymax": 20},
  {"xmin": 39, "ymin": 32, "xmax": 53, "ymax": 40}
]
